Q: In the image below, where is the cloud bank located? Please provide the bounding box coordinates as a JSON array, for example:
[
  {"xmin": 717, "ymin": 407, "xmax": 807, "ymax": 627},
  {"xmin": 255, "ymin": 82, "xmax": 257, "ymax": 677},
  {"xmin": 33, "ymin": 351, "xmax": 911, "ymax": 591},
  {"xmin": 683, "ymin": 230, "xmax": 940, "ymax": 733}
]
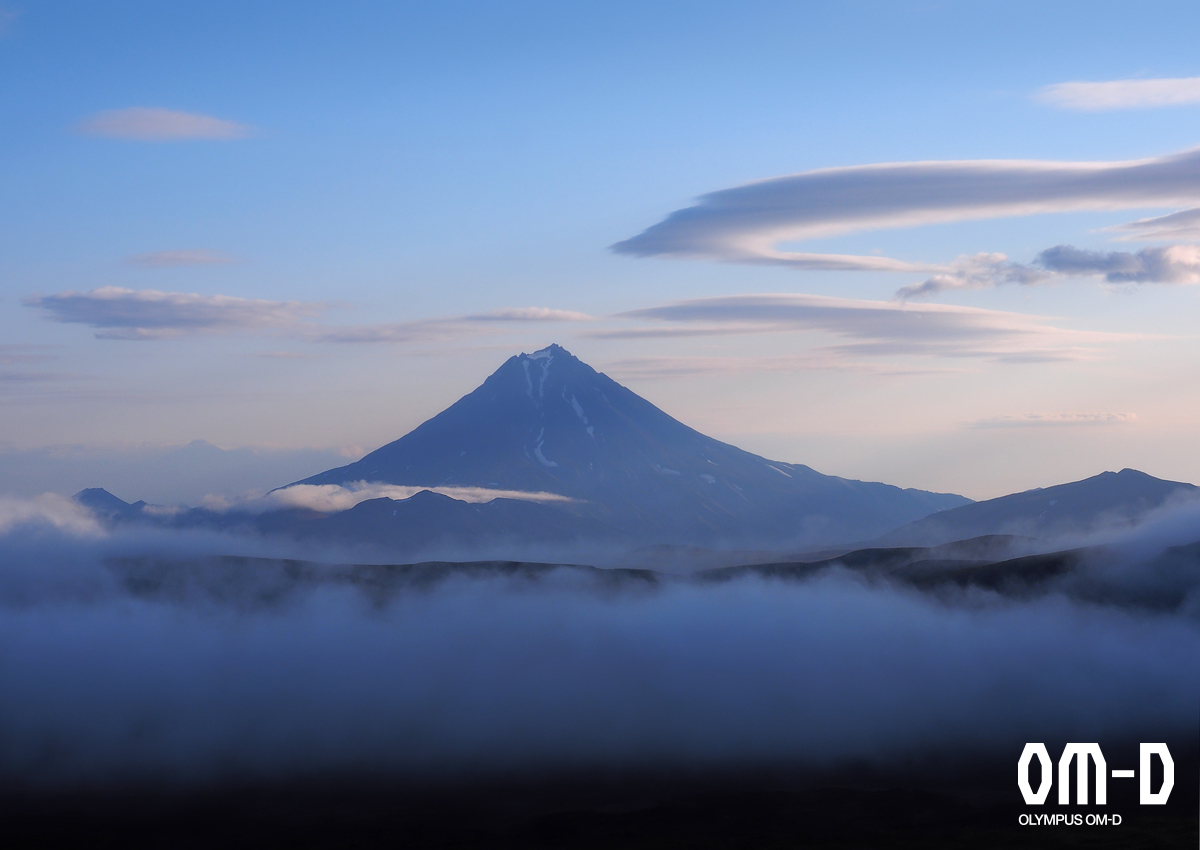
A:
[
  {"xmin": 1037, "ymin": 76, "xmax": 1200, "ymax": 111},
  {"xmin": 613, "ymin": 146, "xmax": 1200, "ymax": 272},
  {"xmin": 0, "ymin": 514, "xmax": 1196, "ymax": 786},
  {"xmin": 24, "ymin": 287, "xmax": 324, "ymax": 339},
  {"xmin": 78, "ymin": 108, "xmax": 251, "ymax": 141}
]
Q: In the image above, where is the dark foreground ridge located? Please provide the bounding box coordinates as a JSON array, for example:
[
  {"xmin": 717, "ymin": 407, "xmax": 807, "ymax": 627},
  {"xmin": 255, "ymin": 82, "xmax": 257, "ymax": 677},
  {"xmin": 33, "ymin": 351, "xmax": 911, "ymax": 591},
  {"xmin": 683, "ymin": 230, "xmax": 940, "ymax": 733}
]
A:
[{"xmin": 6, "ymin": 750, "xmax": 1196, "ymax": 849}]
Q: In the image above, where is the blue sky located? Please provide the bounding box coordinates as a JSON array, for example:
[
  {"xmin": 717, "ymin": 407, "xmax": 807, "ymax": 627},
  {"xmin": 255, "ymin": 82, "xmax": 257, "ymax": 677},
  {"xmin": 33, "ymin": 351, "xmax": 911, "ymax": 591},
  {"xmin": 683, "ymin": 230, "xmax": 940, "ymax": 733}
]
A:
[{"xmin": 3, "ymin": 0, "xmax": 1200, "ymax": 499}]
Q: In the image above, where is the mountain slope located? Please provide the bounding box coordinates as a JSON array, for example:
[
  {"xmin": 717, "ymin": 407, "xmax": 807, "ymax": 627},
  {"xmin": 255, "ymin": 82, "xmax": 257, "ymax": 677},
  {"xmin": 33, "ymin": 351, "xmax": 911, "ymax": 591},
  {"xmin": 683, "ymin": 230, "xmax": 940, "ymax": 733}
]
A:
[
  {"xmin": 297, "ymin": 344, "xmax": 968, "ymax": 546},
  {"xmin": 878, "ymin": 468, "xmax": 1197, "ymax": 546}
]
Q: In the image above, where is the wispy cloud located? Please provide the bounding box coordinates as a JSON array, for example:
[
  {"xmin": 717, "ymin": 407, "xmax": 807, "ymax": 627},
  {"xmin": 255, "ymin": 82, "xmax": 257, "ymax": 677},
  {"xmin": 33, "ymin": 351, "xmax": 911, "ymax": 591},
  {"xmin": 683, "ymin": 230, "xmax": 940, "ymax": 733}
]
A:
[
  {"xmin": 316, "ymin": 306, "xmax": 595, "ymax": 344},
  {"xmin": 0, "ymin": 371, "xmax": 88, "ymax": 384},
  {"xmin": 604, "ymin": 354, "xmax": 958, "ymax": 381},
  {"xmin": 205, "ymin": 482, "xmax": 576, "ymax": 514},
  {"xmin": 613, "ymin": 146, "xmax": 1200, "ymax": 271},
  {"xmin": 126, "ymin": 250, "xmax": 236, "ymax": 268},
  {"xmin": 78, "ymin": 108, "xmax": 251, "ymax": 141},
  {"xmin": 465, "ymin": 307, "xmax": 593, "ymax": 322},
  {"xmin": 898, "ymin": 243, "xmax": 1200, "ymax": 298},
  {"xmin": 614, "ymin": 294, "xmax": 1130, "ymax": 363},
  {"xmin": 23, "ymin": 289, "xmax": 590, "ymax": 345},
  {"xmin": 24, "ymin": 287, "xmax": 324, "ymax": 340},
  {"xmin": 1107, "ymin": 207, "xmax": 1200, "ymax": 242},
  {"xmin": 970, "ymin": 412, "xmax": 1138, "ymax": 429},
  {"xmin": 0, "ymin": 345, "xmax": 54, "ymax": 366},
  {"xmin": 895, "ymin": 253, "xmax": 1051, "ymax": 299},
  {"xmin": 1036, "ymin": 76, "xmax": 1200, "ymax": 111},
  {"xmin": 311, "ymin": 320, "xmax": 465, "ymax": 345}
]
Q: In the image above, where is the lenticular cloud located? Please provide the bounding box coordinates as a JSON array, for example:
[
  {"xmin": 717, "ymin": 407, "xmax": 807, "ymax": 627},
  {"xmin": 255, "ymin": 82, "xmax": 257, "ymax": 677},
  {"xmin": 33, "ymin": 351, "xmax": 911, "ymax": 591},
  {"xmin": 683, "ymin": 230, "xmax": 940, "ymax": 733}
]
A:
[{"xmin": 613, "ymin": 145, "xmax": 1200, "ymax": 270}]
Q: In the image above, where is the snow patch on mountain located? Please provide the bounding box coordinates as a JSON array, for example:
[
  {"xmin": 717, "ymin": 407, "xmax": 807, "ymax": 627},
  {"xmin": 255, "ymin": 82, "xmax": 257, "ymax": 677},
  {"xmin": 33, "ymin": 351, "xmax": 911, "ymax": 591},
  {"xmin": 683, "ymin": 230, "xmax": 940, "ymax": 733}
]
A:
[{"xmin": 532, "ymin": 427, "xmax": 558, "ymax": 468}]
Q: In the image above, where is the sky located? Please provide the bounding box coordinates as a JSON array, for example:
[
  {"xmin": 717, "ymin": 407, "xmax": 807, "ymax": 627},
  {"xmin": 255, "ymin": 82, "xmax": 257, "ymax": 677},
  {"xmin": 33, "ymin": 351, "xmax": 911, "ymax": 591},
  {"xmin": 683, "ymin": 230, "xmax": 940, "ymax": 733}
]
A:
[{"xmin": 3, "ymin": 0, "xmax": 1200, "ymax": 501}]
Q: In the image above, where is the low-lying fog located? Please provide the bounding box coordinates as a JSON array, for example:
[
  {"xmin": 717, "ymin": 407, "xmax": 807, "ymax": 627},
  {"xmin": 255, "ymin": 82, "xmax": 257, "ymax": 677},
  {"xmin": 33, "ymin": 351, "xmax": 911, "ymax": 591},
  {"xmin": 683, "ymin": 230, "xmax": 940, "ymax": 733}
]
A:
[{"xmin": 1, "ymin": 494, "xmax": 1198, "ymax": 787}]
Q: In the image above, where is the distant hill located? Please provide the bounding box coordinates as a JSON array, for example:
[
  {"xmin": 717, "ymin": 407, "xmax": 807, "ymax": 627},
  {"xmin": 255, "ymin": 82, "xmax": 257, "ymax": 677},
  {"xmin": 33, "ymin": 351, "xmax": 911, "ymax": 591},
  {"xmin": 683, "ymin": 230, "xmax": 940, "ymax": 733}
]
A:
[
  {"xmin": 295, "ymin": 344, "xmax": 969, "ymax": 548},
  {"xmin": 73, "ymin": 487, "xmax": 146, "ymax": 520},
  {"xmin": 877, "ymin": 468, "xmax": 1197, "ymax": 546},
  {"xmin": 295, "ymin": 490, "xmax": 623, "ymax": 551}
]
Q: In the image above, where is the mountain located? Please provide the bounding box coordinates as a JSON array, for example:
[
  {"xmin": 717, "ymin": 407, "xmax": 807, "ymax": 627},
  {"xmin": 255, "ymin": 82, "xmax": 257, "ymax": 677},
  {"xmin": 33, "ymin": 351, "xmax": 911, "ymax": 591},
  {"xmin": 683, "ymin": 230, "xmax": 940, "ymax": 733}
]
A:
[
  {"xmin": 73, "ymin": 488, "xmax": 147, "ymax": 520},
  {"xmin": 296, "ymin": 344, "xmax": 968, "ymax": 547},
  {"xmin": 877, "ymin": 468, "xmax": 1197, "ymax": 546}
]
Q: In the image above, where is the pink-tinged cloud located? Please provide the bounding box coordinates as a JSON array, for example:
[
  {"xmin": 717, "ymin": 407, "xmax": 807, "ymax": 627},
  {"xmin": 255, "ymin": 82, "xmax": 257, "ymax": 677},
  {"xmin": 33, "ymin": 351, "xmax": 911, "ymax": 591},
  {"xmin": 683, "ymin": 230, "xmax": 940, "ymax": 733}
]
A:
[
  {"xmin": 24, "ymin": 287, "xmax": 322, "ymax": 340},
  {"xmin": 971, "ymin": 412, "xmax": 1138, "ymax": 428},
  {"xmin": 613, "ymin": 293, "xmax": 1137, "ymax": 363},
  {"xmin": 78, "ymin": 108, "xmax": 251, "ymax": 141},
  {"xmin": 126, "ymin": 250, "xmax": 236, "ymax": 267}
]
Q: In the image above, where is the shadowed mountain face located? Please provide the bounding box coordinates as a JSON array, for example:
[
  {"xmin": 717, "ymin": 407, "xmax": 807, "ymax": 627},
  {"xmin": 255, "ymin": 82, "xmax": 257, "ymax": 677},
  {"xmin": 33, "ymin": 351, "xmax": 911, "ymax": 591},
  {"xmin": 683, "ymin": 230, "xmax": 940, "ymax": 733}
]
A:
[
  {"xmin": 879, "ymin": 468, "xmax": 1198, "ymax": 546},
  {"xmin": 298, "ymin": 344, "xmax": 968, "ymax": 546},
  {"xmin": 73, "ymin": 487, "xmax": 147, "ymax": 520}
]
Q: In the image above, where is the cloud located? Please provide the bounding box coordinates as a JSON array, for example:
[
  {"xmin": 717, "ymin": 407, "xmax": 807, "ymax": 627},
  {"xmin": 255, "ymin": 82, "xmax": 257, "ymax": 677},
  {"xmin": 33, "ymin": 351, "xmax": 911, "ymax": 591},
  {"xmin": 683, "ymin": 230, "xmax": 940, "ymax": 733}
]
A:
[
  {"xmin": 24, "ymin": 287, "xmax": 324, "ymax": 340},
  {"xmin": 316, "ymin": 306, "xmax": 595, "ymax": 344},
  {"xmin": 612, "ymin": 146, "xmax": 1200, "ymax": 270},
  {"xmin": 311, "ymin": 320, "xmax": 465, "ymax": 345},
  {"xmin": 126, "ymin": 250, "xmax": 235, "ymax": 268},
  {"xmin": 78, "ymin": 108, "xmax": 251, "ymax": 141},
  {"xmin": 0, "ymin": 345, "xmax": 53, "ymax": 366},
  {"xmin": 0, "ymin": 494, "xmax": 101, "ymax": 536},
  {"xmin": 1037, "ymin": 244, "xmax": 1200, "ymax": 284},
  {"xmin": 604, "ymin": 354, "xmax": 957, "ymax": 381},
  {"xmin": 614, "ymin": 294, "xmax": 1126, "ymax": 363},
  {"xmin": 970, "ymin": 412, "xmax": 1138, "ymax": 429},
  {"xmin": 1037, "ymin": 76, "xmax": 1200, "ymax": 111},
  {"xmin": 22, "ymin": 290, "xmax": 593, "ymax": 345},
  {"xmin": 0, "ymin": 371, "xmax": 87, "ymax": 384},
  {"xmin": 465, "ymin": 307, "xmax": 594, "ymax": 322},
  {"xmin": 1107, "ymin": 207, "xmax": 1200, "ymax": 241},
  {"xmin": 895, "ymin": 253, "xmax": 1052, "ymax": 299},
  {"xmin": 897, "ymin": 243, "xmax": 1200, "ymax": 298},
  {"xmin": 208, "ymin": 482, "xmax": 577, "ymax": 514},
  {"xmin": 0, "ymin": 9, "xmax": 18, "ymax": 37}
]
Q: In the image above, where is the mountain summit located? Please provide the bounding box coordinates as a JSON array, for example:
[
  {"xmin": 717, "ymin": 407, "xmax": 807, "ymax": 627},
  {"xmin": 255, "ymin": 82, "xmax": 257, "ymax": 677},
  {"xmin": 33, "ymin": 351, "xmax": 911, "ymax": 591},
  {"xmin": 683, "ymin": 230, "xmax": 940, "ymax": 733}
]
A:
[{"xmin": 298, "ymin": 345, "xmax": 967, "ymax": 546}]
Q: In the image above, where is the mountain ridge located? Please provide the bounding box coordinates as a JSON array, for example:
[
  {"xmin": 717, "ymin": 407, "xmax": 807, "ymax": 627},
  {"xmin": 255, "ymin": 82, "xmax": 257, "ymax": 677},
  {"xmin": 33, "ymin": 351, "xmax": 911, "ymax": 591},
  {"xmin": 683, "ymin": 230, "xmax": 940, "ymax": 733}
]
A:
[{"xmin": 877, "ymin": 467, "xmax": 1197, "ymax": 546}]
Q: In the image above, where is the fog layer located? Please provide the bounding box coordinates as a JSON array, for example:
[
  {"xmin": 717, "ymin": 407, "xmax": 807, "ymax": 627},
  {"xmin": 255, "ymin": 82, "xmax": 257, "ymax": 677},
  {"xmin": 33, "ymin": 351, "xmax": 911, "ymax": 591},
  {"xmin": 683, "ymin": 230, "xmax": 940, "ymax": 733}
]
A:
[{"xmin": 1, "ymin": 509, "xmax": 1197, "ymax": 787}]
